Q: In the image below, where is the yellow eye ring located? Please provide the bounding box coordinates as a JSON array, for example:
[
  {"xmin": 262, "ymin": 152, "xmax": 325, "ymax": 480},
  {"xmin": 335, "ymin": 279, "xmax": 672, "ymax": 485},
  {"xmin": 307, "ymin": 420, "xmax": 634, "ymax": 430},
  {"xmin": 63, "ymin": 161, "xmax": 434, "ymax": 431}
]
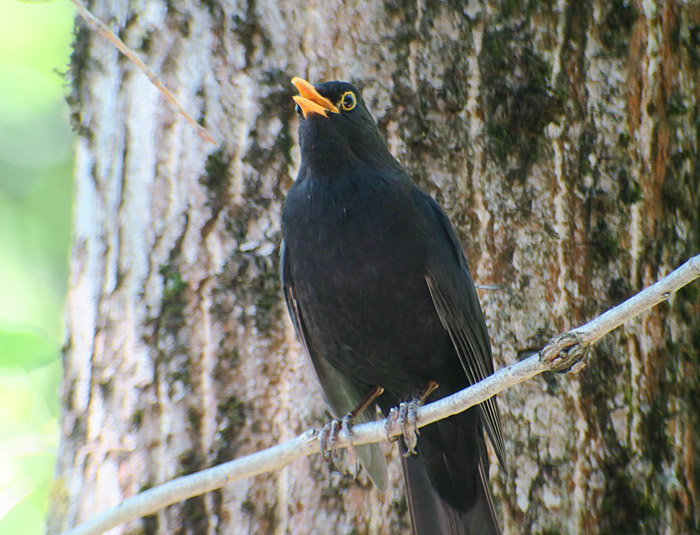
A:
[{"xmin": 340, "ymin": 91, "xmax": 356, "ymax": 111}]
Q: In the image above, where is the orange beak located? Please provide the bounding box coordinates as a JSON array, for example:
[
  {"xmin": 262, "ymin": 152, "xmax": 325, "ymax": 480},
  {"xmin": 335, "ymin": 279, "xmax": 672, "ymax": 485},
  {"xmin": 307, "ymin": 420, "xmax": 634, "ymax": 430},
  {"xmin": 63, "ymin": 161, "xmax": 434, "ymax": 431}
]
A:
[{"xmin": 291, "ymin": 77, "xmax": 339, "ymax": 118}]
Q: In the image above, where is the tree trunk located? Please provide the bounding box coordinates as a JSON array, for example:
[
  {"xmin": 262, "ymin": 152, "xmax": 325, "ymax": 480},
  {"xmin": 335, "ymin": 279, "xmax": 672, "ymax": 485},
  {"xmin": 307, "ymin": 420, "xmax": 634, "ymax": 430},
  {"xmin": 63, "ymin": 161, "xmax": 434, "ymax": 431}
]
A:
[{"xmin": 50, "ymin": 1, "xmax": 699, "ymax": 534}]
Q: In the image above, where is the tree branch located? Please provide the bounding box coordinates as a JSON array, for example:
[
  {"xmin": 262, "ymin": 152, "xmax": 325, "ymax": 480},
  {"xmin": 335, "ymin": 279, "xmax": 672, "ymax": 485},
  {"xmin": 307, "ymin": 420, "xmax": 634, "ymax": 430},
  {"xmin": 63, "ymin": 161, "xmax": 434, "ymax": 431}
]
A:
[{"xmin": 59, "ymin": 253, "xmax": 700, "ymax": 535}]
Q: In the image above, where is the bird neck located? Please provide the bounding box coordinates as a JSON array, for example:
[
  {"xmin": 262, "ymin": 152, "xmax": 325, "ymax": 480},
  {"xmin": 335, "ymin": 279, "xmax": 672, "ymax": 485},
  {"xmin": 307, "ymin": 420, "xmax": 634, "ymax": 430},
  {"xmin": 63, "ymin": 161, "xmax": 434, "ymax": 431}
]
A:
[
  {"xmin": 297, "ymin": 157, "xmax": 410, "ymax": 231},
  {"xmin": 299, "ymin": 121, "xmax": 398, "ymax": 177},
  {"xmin": 301, "ymin": 146, "xmax": 401, "ymax": 181}
]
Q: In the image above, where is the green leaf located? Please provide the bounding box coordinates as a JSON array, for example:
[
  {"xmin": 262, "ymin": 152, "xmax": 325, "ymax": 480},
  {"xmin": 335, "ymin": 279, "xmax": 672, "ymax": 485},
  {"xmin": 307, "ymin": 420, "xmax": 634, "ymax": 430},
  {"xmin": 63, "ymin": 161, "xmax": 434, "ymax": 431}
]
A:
[{"xmin": 0, "ymin": 329, "xmax": 58, "ymax": 370}]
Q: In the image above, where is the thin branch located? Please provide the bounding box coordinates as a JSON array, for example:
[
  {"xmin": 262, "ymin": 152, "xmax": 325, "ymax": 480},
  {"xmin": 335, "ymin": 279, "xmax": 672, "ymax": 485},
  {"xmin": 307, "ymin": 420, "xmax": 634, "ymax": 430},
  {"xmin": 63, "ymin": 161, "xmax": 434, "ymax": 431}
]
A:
[
  {"xmin": 59, "ymin": 253, "xmax": 700, "ymax": 535},
  {"xmin": 69, "ymin": 0, "xmax": 218, "ymax": 146}
]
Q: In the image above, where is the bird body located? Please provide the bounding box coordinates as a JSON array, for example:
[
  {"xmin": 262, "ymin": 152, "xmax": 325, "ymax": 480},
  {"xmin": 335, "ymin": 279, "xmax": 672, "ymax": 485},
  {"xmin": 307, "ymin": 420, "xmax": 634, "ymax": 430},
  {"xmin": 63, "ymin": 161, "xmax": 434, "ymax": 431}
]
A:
[
  {"xmin": 284, "ymin": 166, "xmax": 459, "ymax": 397},
  {"xmin": 282, "ymin": 79, "xmax": 505, "ymax": 535}
]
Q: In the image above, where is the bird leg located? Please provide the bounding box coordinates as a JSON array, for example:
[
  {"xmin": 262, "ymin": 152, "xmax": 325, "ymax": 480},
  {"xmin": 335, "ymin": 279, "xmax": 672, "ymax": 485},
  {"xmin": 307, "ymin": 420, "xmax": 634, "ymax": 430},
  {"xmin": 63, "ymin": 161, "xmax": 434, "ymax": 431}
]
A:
[
  {"xmin": 320, "ymin": 417, "xmax": 353, "ymax": 475},
  {"xmin": 385, "ymin": 380, "xmax": 439, "ymax": 457},
  {"xmin": 320, "ymin": 385, "xmax": 384, "ymax": 477}
]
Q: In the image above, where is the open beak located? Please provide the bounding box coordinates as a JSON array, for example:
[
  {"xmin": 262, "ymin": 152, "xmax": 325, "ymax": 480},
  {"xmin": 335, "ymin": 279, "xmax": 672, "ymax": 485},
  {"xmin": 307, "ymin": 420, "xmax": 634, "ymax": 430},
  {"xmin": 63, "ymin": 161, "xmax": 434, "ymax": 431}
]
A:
[{"xmin": 292, "ymin": 77, "xmax": 339, "ymax": 118}]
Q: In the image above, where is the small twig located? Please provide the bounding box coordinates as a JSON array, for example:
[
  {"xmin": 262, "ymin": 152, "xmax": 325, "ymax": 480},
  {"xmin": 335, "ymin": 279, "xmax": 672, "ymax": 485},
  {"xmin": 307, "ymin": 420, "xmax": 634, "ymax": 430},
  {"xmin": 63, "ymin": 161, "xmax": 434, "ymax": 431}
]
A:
[
  {"xmin": 59, "ymin": 253, "xmax": 700, "ymax": 535},
  {"xmin": 69, "ymin": 0, "xmax": 218, "ymax": 146}
]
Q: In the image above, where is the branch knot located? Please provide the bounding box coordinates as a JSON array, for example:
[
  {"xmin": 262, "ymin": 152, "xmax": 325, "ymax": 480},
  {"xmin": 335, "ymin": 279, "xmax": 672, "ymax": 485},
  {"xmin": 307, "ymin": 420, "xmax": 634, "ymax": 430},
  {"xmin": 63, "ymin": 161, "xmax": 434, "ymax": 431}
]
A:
[{"xmin": 539, "ymin": 332, "xmax": 589, "ymax": 373}]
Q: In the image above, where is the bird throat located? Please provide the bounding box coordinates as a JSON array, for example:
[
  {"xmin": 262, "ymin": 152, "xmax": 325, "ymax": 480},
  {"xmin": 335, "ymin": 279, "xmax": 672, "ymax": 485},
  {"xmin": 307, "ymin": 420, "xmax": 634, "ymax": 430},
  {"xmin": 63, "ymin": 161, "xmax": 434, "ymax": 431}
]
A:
[{"xmin": 299, "ymin": 128, "xmax": 355, "ymax": 176}]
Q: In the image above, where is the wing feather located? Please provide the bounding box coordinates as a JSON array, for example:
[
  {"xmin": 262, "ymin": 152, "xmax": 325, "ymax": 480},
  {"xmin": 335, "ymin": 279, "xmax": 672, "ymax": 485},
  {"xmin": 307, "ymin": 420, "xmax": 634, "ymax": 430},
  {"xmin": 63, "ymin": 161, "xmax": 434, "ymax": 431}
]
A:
[
  {"xmin": 418, "ymin": 195, "xmax": 507, "ymax": 473},
  {"xmin": 281, "ymin": 242, "xmax": 389, "ymax": 489}
]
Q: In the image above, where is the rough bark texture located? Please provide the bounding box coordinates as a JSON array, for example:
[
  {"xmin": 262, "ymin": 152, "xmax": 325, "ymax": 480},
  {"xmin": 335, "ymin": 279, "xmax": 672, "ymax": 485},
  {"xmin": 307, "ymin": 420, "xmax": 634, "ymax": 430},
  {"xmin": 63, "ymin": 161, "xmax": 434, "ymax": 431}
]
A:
[{"xmin": 50, "ymin": 1, "xmax": 699, "ymax": 534}]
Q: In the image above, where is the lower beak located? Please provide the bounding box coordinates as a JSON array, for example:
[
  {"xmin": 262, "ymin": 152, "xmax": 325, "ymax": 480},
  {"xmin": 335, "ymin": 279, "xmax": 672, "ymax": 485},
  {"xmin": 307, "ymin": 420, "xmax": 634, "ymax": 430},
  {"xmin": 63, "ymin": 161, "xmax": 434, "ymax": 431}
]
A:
[{"xmin": 292, "ymin": 77, "xmax": 339, "ymax": 118}]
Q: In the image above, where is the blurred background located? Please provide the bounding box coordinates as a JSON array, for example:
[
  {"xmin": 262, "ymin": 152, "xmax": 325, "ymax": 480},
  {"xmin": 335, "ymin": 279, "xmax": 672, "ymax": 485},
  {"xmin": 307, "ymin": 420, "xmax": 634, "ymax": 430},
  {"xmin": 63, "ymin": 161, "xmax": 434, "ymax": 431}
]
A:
[{"xmin": 0, "ymin": 1, "xmax": 75, "ymax": 533}]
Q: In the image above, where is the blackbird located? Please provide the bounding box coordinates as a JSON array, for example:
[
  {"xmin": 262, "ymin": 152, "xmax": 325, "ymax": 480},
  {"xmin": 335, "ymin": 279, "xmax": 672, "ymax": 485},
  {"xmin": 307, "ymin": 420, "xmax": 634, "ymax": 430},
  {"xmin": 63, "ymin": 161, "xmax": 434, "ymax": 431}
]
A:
[{"xmin": 281, "ymin": 77, "xmax": 506, "ymax": 535}]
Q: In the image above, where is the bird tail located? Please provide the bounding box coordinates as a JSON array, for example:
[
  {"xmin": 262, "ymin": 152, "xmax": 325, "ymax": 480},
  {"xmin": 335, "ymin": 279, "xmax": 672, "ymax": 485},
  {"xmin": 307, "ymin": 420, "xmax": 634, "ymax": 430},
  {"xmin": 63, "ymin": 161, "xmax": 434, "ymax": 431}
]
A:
[{"xmin": 400, "ymin": 409, "xmax": 501, "ymax": 535}]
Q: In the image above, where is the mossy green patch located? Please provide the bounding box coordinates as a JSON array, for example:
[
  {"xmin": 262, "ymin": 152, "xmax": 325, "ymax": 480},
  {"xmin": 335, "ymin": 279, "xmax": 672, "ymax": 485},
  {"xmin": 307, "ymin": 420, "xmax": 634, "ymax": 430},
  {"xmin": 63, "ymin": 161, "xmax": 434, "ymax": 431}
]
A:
[
  {"xmin": 178, "ymin": 448, "xmax": 205, "ymax": 476},
  {"xmin": 683, "ymin": 24, "xmax": 700, "ymax": 68},
  {"xmin": 66, "ymin": 22, "xmax": 92, "ymax": 137},
  {"xmin": 261, "ymin": 499, "xmax": 278, "ymax": 531},
  {"xmin": 640, "ymin": 399, "xmax": 673, "ymax": 470},
  {"xmin": 139, "ymin": 30, "xmax": 154, "ymax": 54},
  {"xmin": 607, "ymin": 277, "xmax": 634, "ymax": 305},
  {"xmin": 131, "ymin": 408, "xmax": 144, "ymax": 429},
  {"xmin": 156, "ymin": 226, "xmax": 187, "ymax": 336},
  {"xmin": 231, "ymin": 0, "xmax": 271, "ymax": 68},
  {"xmin": 618, "ymin": 168, "xmax": 643, "ymax": 205},
  {"xmin": 174, "ymin": 444, "xmax": 208, "ymax": 533},
  {"xmin": 480, "ymin": 26, "xmax": 561, "ymax": 182},
  {"xmin": 578, "ymin": 341, "xmax": 622, "ymax": 434},
  {"xmin": 200, "ymin": 147, "xmax": 231, "ymax": 216},
  {"xmin": 542, "ymin": 371, "xmax": 560, "ymax": 396},
  {"xmin": 598, "ymin": 0, "xmax": 638, "ymax": 58},
  {"xmin": 666, "ymin": 92, "xmax": 688, "ymax": 117},
  {"xmin": 557, "ymin": 1, "xmax": 592, "ymax": 97},
  {"xmin": 218, "ymin": 395, "xmax": 246, "ymax": 429},
  {"xmin": 214, "ymin": 345, "xmax": 240, "ymax": 377},
  {"xmin": 167, "ymin": 365, "xmax": 192, "ymax": 387},
  {"xmin": 662, "ymin": 165, "xmax": 695, "ymax": 220},
  {"xmin": 187, "ymin": 406, "xmax": 202, "ymax": 435},
  {"xmin": 576, "ymin": 124, "xmax": 596, "ymax": 177},
  {"xmin": 177, "ymin": 496, "xmax": 208, "ymax": 535},
  {"xmin": 389, "ymin": 495, "xmax": 411, "ymax": 532},
  {"xmin": 600, "ymin": 447, "xmax": 661, "ymax": 535},
  {"xmin": 158, "ymin": 263, "xmax": 188, "ymax": 339},
  {"xmin": 199, "ymin": 0, "xmax": 223, "ymax": 18},
  {"xmin": 214, "ymin": 394, "xmax": 247, "ymax": 463},
  {"xmin": 589, "ymin": 221, "xmax": 622, "ymax": 267},
  {"xmin": 659, "ymin": 143, "xmax": 700, "ymax": 267},
  {"xmin": 241, "ymin": 499, "xmax": 255, "ymax": 514},
  {"xmin": 674, "ymin": 283, "xmax": 699, "ymax": 325},
  {"xmin": 241, "ymin": 69, "xmax": 296, "ymax": 203},
  {"xmin": 320, "ymin": 476, "xmax": 350, "ymax": 501},
  {"xmin": 138, "ymin": 481, "xmax": 158, "ymax": 534},
  {"xmin": 164, "ymin": 4, "xmax": 192, "ymax": 38},
  {"xmin": 216, "ymin": 250, "xmax": 282, "ymax": 333},
  {"xmin": 141, "ymin": 514, "xmax": 158, "ymax": 535},
  {"xmin": 160, "ymin": 264, "xmax": 186, "ymax": 305},
  {"xmin": 252, "ymin": 265, "xmax": 282, "ymax": 332}
]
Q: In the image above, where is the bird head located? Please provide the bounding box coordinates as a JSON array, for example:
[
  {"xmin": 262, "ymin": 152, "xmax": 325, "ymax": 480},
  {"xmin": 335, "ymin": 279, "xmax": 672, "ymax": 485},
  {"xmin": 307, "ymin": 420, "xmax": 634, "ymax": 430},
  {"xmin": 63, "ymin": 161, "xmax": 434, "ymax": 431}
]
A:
[{"xmin": 291, "ymin": 77, "xmax": 394, "ymax": 174}]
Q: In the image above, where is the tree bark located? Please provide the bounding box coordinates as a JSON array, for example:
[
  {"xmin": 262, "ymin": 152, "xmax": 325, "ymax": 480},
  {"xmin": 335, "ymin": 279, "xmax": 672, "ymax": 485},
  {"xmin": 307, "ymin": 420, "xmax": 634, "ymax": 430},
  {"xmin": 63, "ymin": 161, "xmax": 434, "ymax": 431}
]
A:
[{"xmin": 50, "ymin": 1, "xmax": 699, "ymax": 534}]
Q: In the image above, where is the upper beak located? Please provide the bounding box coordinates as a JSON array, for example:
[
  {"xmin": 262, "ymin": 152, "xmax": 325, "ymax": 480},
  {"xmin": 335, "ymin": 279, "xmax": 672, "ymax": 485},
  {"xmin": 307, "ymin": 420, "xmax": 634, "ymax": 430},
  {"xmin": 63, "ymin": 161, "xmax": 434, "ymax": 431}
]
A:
[{"xmin": 292, "ymin": 77, "xmax": 339, "ymax": 118}]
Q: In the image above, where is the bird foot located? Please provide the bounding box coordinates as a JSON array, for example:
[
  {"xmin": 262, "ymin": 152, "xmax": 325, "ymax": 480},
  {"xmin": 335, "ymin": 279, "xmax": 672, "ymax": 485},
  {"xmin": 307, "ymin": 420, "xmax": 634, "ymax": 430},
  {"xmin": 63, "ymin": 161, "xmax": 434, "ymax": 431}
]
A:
[
  {"xmin": 385, "ymin": 400, "xmax": 420, "ymax": 456},
  {"xmin": 320, "ymin": 414, "xmax": 358, "ymax": 478}
]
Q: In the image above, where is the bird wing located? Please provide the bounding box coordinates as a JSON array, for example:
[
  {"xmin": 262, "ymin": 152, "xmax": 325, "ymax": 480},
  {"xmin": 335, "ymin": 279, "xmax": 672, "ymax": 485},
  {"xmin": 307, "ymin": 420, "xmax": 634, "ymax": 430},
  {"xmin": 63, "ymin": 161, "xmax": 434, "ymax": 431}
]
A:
[
  {"xmin": 417, "ymin": 193, "xmax": 507, "ymax": 473},
  {"xmin": 280, "ymin": 242, "xmax": 389, "ymax": 490}
]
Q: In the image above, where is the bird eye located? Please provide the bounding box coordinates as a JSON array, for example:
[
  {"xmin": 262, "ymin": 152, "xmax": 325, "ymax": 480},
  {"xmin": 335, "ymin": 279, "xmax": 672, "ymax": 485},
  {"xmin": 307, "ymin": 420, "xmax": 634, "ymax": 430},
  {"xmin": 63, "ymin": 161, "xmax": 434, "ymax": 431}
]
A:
[
  {"xmin": 340, "ymin": 91, "xmax": 356, "ymax": 111},
  {"xmin": 295, "ymin": 103, "xmax": 304, "ymax": 119}
]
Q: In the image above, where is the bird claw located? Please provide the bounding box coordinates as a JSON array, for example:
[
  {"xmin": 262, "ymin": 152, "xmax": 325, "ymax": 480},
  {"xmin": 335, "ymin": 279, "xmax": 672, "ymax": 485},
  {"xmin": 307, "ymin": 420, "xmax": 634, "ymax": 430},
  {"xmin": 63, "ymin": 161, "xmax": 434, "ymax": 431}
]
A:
[
  {"xmin": 320, "ymin": 414, "xmax": 358, "ymax": 478},
  {"xmin": 385, "ymin": 400, "xmax": 420, "ymax": 456},
  {"xmin": 341, "ymin": 416, "xmax": 358, "ymax": 475}
]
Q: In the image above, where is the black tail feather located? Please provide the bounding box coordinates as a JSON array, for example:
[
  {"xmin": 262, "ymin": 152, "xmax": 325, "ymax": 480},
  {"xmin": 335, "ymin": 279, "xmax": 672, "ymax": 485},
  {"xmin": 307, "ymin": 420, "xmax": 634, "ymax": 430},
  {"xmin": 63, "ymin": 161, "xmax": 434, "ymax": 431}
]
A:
[{"xmin": 400, "ymin": 409, "xmax": 501, "ymax": 535}]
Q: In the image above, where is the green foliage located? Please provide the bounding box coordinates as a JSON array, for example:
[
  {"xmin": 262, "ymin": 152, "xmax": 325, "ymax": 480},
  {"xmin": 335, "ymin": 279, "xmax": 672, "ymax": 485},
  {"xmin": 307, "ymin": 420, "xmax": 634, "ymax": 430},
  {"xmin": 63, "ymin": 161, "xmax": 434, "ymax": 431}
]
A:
[
  {"xmin": 0, "ymin": 2, "xmax": 75, "ymax": 534},
  {"xmin": 0, "ymin": 330, "xmax": 57, "ymax": 370}
]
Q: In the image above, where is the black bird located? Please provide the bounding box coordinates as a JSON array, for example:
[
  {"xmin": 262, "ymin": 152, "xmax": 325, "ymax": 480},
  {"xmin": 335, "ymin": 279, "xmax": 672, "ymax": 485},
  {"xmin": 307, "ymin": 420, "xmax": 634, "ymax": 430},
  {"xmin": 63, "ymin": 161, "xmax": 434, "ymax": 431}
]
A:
[{"xmin": 281, "ymin": 77, "xmax": 506, "ymax": 535}]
